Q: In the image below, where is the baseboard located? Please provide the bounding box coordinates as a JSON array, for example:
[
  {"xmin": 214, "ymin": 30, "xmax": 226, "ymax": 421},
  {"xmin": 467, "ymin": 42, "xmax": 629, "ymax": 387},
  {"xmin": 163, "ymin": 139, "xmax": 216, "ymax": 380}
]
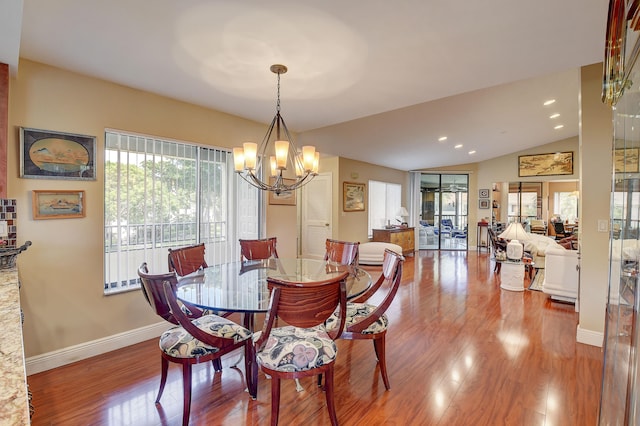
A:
[
  {"xmin": 25, "ymin": 321, "xmax": 167, "ymax": 376},
  {"xmin": 576, "ymin": 324, "xmax": 604, "ymax": 347}
]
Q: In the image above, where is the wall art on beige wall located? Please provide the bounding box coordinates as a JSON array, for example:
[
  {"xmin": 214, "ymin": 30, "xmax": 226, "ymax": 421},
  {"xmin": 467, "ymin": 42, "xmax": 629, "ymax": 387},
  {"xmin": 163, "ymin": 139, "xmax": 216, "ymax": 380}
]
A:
[
  {"xmin": 32, "ymin": 190, "xmax": 85, "ymax": 219},
  {"xmin": 20, "ymin": 127, "xmax": 96, "ymax": 180},
  {"xmin": 518, "ymin": 151, "xmax": 573, "ymax": 177},
  {"xmin": 268, "ymin": 178, "xmax": 296, "ymax": 205},
  {"xmin": 614, "ymin": 148, "xmax": 639, "ymax": 173},
  {"xmin": 343, "ymin": 182, "xmax": 366, "ymax": 212}
]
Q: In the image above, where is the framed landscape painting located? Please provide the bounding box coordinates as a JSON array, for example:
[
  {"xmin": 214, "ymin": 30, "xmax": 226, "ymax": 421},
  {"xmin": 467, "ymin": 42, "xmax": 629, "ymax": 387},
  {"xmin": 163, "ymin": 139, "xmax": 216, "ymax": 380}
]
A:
[
  {"xmin": 518, "ymin": 151, "xmax": 573, "ymax": 177},
  {"xmin": 20, "ymin": 127, "xmax": 96, "ymax": 180},
  {"xmin": 614, "ymin": 148, "xmax": 639, "ymax": 173},
  {"xmin": 32, "ymin": 190, "xmax": 85, "ymax": 220}
]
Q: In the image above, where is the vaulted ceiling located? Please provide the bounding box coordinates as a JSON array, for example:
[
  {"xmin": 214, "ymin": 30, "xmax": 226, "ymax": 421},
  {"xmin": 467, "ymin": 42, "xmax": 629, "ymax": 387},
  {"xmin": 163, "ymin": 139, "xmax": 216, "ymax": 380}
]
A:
[{"xmin": 1, "ymin": 0, "xmax": 608, "ymax": 170}]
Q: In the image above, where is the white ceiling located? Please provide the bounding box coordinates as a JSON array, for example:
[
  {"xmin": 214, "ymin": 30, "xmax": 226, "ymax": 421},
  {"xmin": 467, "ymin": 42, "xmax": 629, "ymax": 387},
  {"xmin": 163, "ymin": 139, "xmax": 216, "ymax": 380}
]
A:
[{"xmin": 1, "ymin": 0, "xmax": 609, "ymax": 170}]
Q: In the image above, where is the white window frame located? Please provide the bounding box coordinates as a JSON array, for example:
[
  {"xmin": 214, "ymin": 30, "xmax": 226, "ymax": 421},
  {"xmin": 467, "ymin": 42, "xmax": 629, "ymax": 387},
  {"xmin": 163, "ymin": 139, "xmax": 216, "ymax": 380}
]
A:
[
  {"xmin": 104, "ymin": 129, "xmax": 261, "ymax": 295},
  {"xmin": 368, "ymin": 180, "xmax": 401, "ymax": 237}
]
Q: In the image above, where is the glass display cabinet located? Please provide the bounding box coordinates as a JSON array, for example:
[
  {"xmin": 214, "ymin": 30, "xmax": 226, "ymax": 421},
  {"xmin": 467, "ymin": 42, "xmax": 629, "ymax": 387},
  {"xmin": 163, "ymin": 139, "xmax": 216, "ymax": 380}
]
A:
[{"xmin": 599, "ymin": 29, "xmax": 640, "ymax": 425}]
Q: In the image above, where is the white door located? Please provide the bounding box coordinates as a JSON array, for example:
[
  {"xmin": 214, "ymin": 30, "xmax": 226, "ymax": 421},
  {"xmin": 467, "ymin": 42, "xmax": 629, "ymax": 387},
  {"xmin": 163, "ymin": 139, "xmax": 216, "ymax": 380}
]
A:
[{"xmin": 301, "ymin": 172, "xmax": 332, "ymax": 259}]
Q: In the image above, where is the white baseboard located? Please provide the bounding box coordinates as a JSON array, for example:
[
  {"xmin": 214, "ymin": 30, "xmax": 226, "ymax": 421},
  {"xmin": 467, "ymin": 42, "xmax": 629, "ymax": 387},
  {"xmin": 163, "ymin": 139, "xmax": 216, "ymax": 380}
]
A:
[
  {"xmin": 26, "ymin": 322, "xmax": 167, "ymax": 376},
  {"xmin": 576, "ymin": 324, "xmax": 604, "ymax": 347}
]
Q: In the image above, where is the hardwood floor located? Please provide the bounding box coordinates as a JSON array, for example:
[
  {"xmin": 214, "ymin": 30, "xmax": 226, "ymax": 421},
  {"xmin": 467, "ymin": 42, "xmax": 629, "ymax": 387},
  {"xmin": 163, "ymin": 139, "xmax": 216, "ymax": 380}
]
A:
[{"xmin": 27, "ymin": 251, "xmax": 603, "ymax": 425}]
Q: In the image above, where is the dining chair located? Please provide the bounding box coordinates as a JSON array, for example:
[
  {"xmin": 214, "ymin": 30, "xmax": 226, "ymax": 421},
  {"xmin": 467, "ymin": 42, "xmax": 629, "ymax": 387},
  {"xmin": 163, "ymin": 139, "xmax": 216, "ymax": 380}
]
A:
[
  {"xmin": 168, "ymin": 243, "xmax": 207, "ymax": 276},
  {"xmin": 239, "ymin": 237, "xmax": 279, "ymax": 261},
  {"xmin": 324, "ymin": 238, "xmax": 360, "ymax": 266},
  {"xmin": 254, "ymin": 270, "xmax": 349, "ymax": 426},
  {"xmin": 325, "ymin": 249, "xmax": 404, "ymax": 390},
  {"xmin": 137, "ymin": 263, "xmax": 257, "ymax": 426},
  {"xmin": 553, "ymin": 222, "xmax": 572, "ymax": 240}
]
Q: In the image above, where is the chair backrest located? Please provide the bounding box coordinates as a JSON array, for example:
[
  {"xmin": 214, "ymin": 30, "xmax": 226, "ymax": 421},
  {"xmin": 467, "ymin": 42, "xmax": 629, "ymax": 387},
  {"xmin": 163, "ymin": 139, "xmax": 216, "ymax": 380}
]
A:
[
  {"xmin": 347, "ymin": 249, "xmax": 404, "ymax": 332},
  {"xmin": 324, "ymin": 239, "xmax": 360, "ymax": 266},
  {"xmin": 441, "ymin": 219, "xmax": 454, "ymax": 229},
  {"xmin": 138, "ymin": 262, "xmax": 181, "ymax": 324},
  {"xmin": 553, "ymin": 222, "xmax": 566, "ymax": 235},
  {"xmin": 488, "ymin": 228, "xmax": 506, "ymax": 254},
  {"xmin": 168, "ymin": 243, "xmax": 207, "ymax": 276},
  {"xmin": 255, "ymin": 271, "xmax": 350, "ymax": 349},
  {"xmin": 239, "ymin": 237, "xmax": 279, "ymax": 261}
]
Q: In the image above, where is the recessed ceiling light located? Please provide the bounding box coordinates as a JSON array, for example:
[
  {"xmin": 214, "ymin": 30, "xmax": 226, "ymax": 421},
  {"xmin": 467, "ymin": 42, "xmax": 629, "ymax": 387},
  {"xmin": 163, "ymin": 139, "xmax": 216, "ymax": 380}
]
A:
[
  {"xmin": 544, "ymin": 99, "xmax": 556, "ymax": 106},
  {"xmin": 554, "ymin": 124, "xmax": 564, "ymax": 130},
  {"xmin": 454, "ymin": 144, "xmax": 463, "ymax": 149},
  {"xmin": 438, "ymin": 136, "xmax": 448, "ymax": 142},
  {"xmin": 549, "ymin": 113, "xmax": 560, "ymax": 119},
  {"xmin": 468, "ymin": 150, "xmax": 476, "ymax": 155}
]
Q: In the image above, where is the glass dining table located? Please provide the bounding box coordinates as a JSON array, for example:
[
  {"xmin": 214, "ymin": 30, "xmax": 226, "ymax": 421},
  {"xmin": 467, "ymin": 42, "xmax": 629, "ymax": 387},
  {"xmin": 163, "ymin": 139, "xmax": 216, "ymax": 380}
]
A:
[{"xmin": 176, "ymin": 257, "xmax": 372, "ymax": 331}]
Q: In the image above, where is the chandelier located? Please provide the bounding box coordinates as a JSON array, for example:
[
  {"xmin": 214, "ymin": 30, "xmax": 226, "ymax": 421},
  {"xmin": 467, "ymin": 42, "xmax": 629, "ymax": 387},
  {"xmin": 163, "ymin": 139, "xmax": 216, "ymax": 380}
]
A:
[{"xmin": 233, "ymin": 64, "xmax": 319, "ymax": 194}]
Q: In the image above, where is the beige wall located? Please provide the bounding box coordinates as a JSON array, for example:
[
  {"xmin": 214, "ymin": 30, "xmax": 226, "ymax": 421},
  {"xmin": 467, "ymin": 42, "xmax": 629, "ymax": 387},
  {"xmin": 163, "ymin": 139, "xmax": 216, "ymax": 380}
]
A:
[
  {"xmin": 9, "ymin": 60, "xmax": 294, "ymax": 356},
  {"xmin": 578, "ymin": 63, "xmax": 612, "ymax": 339},
  {"xmin": 335, "ymin": 157, "xmax": 407, "ymax": 243}
]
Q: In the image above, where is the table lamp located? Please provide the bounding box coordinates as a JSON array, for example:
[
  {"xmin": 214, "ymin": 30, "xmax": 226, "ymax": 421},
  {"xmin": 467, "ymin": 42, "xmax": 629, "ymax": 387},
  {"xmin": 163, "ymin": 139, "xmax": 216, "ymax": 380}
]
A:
[
  {"xmin": 396, "ymin": 207, "xmax": 409, "ymax": 225},
  {"xmin": 498, "ymin": 222, "xmax": 530, "ymax": 261}
]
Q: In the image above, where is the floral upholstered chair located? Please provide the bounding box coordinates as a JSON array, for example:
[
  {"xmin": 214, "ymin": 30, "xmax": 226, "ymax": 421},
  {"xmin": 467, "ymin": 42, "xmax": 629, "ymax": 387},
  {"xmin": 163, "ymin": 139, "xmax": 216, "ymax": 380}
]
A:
[
  {"xmin": 325, "ymin": 248, "xmax": 404, "ymax": 390},
  {"xmin": 253, "ymin": 270, "xmax": 349, "ymax": 426},
  {"xmin": 137, "ymin": 263, "xmax": 256, "ymax": 426}
]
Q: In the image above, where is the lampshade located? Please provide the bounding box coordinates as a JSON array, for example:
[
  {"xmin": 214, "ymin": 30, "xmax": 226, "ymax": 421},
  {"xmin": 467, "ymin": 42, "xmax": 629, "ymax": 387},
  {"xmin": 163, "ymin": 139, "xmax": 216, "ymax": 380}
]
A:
[
  {"xmin": 397, "ymin": 207, "xmax": 409, "ymax": 217},
  {"xmin": 232, "ymin": 64, "xmax": 318, "ymax": 194},
  {"xmin": 498, "ymin": 223, "xmax": 530, "ymax": 260}
]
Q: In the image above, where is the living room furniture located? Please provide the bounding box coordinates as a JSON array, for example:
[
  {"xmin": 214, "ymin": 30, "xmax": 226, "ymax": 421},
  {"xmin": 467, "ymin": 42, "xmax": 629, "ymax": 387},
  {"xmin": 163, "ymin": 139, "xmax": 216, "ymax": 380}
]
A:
[
  {"xmin": 541, "ymin": 247, "xmax": 579, "ymax": 304},
  {"xmin": 552, "ymin": 222, "xmax": 572, "ymax": 240},
  {"xmin": 254, "ymin": 270, "xmax": 349, "ymax": 426},
  {"xmin": 418, "ymin": 223, "xmax": 436, "ymax": 248},
  {"xmin": 137, "ymin": 263, "xmax": 256, "ymax": 426},
  {"xmin": 499, "ymin": 260, "xmax": 525, "ymax": 291},
  {"xmin": 372, "ymin": 227, "xmax": 415, "ymax": 256},
  {"xmin": 359, "ymin": 242, "xmax": 403, "ymax": 265},
  {"xmin": 325, "ymin": 249, "xmax": 404, "ymax": 390},
  {"xmin": 530, "ymin": 219, "xmax": 547, "ymax": 235},
  {"xmin": 477, "ymin": 221, "xmax": 490, "ymax": 252}
]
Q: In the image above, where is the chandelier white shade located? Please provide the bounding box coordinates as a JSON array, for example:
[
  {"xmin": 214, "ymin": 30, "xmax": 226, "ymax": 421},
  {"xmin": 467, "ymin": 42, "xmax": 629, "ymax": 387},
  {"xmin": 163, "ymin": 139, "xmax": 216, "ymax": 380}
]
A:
[
  {"xmin": 498, "ymin": 222, "xmax": 530, "ymax": 260},
  {"xmin": 232, "ymin": 64, "xmax": 319, "ymax": 194}
]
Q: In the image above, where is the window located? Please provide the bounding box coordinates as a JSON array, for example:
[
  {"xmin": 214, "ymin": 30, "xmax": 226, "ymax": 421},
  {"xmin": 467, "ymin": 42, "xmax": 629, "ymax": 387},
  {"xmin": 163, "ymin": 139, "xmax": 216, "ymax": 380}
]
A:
[
  {"xmin": 368, "ymin": 180, "xmax": 401, "ymax": 237},
  {"xmin": 507, "ymin": 182, "xmax": 542, "ymax": 223},
  {"xmin": 104, "ymin": 130, "xmax": 260, "ymax": 294},
  {"xmin": 554, "ymin": 191, "xmax": 579, "ymax": 223}
]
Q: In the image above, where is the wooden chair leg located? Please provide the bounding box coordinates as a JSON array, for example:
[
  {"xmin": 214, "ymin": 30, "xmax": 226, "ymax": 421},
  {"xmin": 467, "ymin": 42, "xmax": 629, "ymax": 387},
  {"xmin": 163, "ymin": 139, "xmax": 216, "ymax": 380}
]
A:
[
  {"xmin": 270, "ymin": 377, "xmax": 281, "ymax": 426},
  {"xmin": 324, "ymin": 366, "xmax": 339, "ymax": 426},
  {"xmin": 244, "ymin": 342, "xmax": 257, "ymax": 399},
  {"xmin": 212, "ymin": 358, "xmax": 223, "ymax": 371},
  {"xmin": 156, "ymin": 356, "xmax": 169, "ymax": 403},
  {"xmin": 373, "ymin": 335, "xmax": 390, "ymax": 390},
  {"xmin": 181, "ymin": 364, "xmax": 192, "ymax": 426}
]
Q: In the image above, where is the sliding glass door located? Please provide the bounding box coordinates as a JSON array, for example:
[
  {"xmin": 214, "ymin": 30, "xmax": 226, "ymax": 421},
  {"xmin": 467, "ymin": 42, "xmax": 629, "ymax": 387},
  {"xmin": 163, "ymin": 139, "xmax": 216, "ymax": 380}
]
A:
[{"xmin": 419, "ymin": 174, "xmax": 468, "ymax": 250}]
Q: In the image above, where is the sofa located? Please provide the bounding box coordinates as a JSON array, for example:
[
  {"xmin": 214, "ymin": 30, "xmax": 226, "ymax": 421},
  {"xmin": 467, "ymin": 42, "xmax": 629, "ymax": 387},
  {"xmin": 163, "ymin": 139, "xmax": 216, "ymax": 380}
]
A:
[{"xmin": 523, "ymin": 233, "xmax": 565, "ymax": 266}]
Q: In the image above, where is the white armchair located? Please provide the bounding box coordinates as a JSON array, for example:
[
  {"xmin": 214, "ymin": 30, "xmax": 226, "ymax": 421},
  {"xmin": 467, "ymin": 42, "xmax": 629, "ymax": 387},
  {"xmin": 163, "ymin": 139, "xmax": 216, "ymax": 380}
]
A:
[
  {"xmin": 542, "ymin": 247, "xmax": 579, "ymax": 304},
  {"xmin": 418, "ymin": 224, "xmax": 436, "ymax": 248}
]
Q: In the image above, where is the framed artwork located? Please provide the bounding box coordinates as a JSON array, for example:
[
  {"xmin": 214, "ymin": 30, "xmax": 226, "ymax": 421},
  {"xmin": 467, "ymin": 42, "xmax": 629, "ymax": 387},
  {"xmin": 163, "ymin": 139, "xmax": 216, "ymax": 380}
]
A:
[
  {"xmin": 479, "ymin": 188, "xmax": 489, "ymax": 198},
  {"xmin": 614, "ymin": 148, "xmax": 639, "ymax": 173},
  {"xmin": 518, "ymin": 151, "xmax": 573, "ymax": 177},
  {"xmin": 32, "ymin": 190, "xmax": 86, "ymax": 220},
  {"xmin": 343, "ymin": 182, "xmax": 366, "ymax": 212},
  {"xmin": 479, "ymin": 199, "xmax": 490, "ymax": 209},
  {"xmin": 20, "ymin": 127, "xmax": 96, "ymax": 180},
  {"xmin": 268, "ymin": 178, "xmax": 296, "ymax": 205}
]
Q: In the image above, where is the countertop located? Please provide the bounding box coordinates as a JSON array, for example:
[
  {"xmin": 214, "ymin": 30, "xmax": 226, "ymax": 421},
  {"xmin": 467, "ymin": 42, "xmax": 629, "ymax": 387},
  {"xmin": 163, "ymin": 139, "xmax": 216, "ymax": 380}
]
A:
[{"xmin": 0, "ymin": 266, "xmax": 31, "ymax": 425}]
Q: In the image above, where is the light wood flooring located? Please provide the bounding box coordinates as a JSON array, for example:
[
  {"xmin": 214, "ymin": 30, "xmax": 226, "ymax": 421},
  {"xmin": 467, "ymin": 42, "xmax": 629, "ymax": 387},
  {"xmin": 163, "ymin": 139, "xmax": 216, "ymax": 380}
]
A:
[{"xmin": 27, "ymin": 250, "xmax": 603, "ymax": 425}]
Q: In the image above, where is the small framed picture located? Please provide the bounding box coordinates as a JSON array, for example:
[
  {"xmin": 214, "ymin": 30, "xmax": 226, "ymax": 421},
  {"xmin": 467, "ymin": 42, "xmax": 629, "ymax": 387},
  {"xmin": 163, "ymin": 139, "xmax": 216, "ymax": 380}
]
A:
[
  {"xmin": 32, "ymin": 190, "xmax": 86, "ymax": 219},
  {"xmin": 343, "ymin": 182, "xmax": 366, "ymax": 212},
  {"xmin": 479, "ymin": 199, "xmax": 490, "ymax": 209},
  {"xmin": 268, "ymin": 178, "xmax": 296, "ymax": 206},
  {"xmin": 20, "ymin": 127, "xmax": 96, "ymax": 180},
  {"xmin": 479, "ymin": 188, "xmax": 489, "ymax": 198}
]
